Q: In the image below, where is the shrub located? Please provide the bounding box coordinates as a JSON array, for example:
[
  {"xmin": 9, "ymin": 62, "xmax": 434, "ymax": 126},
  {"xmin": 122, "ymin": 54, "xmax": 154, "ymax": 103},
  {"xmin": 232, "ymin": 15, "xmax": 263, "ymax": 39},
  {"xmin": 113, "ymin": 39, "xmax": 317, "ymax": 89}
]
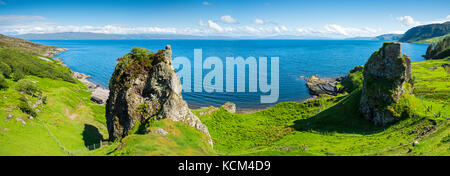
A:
[
  {"xmin": 130, "ymin": 47, "xmax": 151, "ymax": 61},
  {"xmin": 0, "ymin": 48, "xmax": 76, "ymax": 83},
  {"xmin": 0, "ymin": 61, "xmax": 12, "ymax": 78},
  {"xmin": 0, "ymin": 74, "xmax": 8, "ymax": 90},
  {"xmin": 15, "ymin": 79, "xmax": 40, "ymax": 96},
  {"xmin": 18, "ymin": 101, "xmax": 37, "ymax": 117},
  {"xmin": 12, "ymin": 69, "xmax": 24, "ymax": 81}
]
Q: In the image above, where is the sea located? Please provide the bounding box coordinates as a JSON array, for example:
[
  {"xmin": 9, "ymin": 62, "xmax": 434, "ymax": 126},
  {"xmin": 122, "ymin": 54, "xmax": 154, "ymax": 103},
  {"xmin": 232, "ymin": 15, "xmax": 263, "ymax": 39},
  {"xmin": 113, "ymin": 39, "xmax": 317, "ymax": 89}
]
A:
[{"xmin": 32, "ymin": 40, "xmax": 428, "ymax": 110}]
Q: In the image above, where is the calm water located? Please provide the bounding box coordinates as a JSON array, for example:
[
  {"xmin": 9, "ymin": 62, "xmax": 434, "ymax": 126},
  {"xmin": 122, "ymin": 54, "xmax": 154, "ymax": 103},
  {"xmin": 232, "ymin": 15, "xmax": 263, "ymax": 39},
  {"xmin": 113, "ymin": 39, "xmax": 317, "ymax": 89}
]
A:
[{"xmin": 33, "ymin": 40, "xmax": 428, "ymax": 109}]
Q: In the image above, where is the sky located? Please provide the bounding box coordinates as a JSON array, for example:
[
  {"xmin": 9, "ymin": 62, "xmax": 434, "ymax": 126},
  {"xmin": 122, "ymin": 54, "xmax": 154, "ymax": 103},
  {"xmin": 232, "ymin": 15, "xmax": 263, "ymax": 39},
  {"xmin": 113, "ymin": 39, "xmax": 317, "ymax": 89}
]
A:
[{"xmin": 0, "ymin": 0, "xmax": 449, "ymax": 38}]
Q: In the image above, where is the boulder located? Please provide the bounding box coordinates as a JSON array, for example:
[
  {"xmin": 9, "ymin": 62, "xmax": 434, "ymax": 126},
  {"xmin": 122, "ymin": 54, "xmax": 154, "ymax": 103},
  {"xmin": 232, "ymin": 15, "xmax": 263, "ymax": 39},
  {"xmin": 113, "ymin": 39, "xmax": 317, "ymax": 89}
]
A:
[
  {"xmin": 155, "ymin": 128, "xmax": 168, "ymax": 135},
  {"xmin": 221, "ymin": 102, "xmax": 236, "ymax": 113},
  {"xmin": 360, "ymin": 42, "xmax": 413, "ymax": 125},
  {"xmin": 105, "ymin": 45, "xmax": 212, "ymax": 146}
]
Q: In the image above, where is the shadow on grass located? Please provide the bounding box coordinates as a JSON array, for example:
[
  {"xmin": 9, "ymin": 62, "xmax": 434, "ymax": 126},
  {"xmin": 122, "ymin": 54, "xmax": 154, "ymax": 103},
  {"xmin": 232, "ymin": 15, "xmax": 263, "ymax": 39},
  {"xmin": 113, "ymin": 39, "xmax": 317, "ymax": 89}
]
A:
[
  {"xmin": 82, "ymin": 124, "xmax": 103, "ymax": 148},
  {"xmin": 293, "ymin": 90, "xmax": 390, "ymax": 135}
]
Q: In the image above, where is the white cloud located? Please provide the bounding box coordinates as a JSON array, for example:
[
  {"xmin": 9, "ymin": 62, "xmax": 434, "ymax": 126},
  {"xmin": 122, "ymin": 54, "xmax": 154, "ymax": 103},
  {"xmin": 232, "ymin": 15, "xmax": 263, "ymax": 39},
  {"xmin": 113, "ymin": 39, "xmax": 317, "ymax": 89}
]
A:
[
  {"xmin": 220, "ymin": 15, "xmax": 238, "ymax": 24},
  {"xmin": 253, "ymin": 18, "xmax": 265, "ymax": 25},
  {"xmin": 206, "ymin": 20, "xmax": 223, "ymax": 32},
  {"xmin": 396, "ymin": 16, "xmax": 421, "ymax": 27},
  {"xmin": 395, "ymin": 15, "xmax": 450, "ymax": 28},
  {"xmin": 0, "ymin": 14, "xmax": 388, "ymax": 38},
  {"xmin": 295, "ymin": 24, "xmax": 380, "ymax": 38},
  {"xmin": 198, "ymin": 19, "xmax": 206, "ymax": 26},
  {"xmin": 202, "ymin": 1, "xmax": 212, "ymax": 6},
  {"xmin": 0, "ymin": 23, "xmax": 177, "ymax": 35}
]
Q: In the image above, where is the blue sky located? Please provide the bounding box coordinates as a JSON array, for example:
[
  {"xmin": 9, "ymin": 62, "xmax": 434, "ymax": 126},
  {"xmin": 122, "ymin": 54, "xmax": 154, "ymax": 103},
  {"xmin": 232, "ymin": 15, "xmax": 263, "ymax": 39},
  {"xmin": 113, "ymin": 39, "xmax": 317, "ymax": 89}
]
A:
[{"xmin": 0, "ymin": 0, "xmax": 449, "ymax": 38}]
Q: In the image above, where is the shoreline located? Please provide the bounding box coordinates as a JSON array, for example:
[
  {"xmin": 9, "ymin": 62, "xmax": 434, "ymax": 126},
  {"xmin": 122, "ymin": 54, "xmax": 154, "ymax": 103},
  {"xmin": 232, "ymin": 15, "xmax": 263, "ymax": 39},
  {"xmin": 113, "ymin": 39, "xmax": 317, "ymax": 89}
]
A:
[
  {"xmin": 46, "ymin": 46, "xmax": 324, "ymax": 109},
  {"xmin": 45, "ymin": 47, "xmax": 110, "ymax": 104}
]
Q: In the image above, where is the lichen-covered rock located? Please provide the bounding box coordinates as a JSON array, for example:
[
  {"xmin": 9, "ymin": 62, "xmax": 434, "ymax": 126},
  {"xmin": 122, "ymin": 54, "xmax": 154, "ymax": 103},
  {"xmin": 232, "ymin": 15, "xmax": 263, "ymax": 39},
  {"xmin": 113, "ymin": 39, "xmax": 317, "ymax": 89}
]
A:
[
  {"xmin": 221, "ymin": 102, "xmax": 236, "ymax": 113},
  {"xmin": 360, "ymin": 42, "xmax": 413, "ymax": 126},
  {"xmin": 105, "ymin": 45, "xmax": 212, "ymax": 146}
]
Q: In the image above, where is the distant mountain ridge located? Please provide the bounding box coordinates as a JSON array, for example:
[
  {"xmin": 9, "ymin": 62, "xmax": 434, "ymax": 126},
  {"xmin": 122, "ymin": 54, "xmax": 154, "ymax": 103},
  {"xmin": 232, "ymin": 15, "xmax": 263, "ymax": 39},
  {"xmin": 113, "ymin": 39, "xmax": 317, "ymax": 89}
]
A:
[
  {"xmin": 345, "ymin": 34, "xmax": 403, "ymax": 41},
  {"xmin": 399, "ymin": 21, "xmax": 450, "ymax": 42},
  {"xmin": 12, "ymin": 32, "xmax": 234, "ymax": 40},
  {"xmin": 11, "ymin": 32, "xmax": 364, "ymax": 40}
]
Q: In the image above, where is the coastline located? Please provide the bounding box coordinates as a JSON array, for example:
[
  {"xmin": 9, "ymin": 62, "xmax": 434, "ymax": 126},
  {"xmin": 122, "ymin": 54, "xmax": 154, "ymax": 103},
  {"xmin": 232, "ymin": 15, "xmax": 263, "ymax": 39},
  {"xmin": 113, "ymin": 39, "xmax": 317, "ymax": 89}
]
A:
[
  {"xmin": 45, "ymin": 47, "xmax": 110, "ymax": 104},
  {"xmin": 44, "ymin": 46, "xmax": 327, "ymax": 109}
]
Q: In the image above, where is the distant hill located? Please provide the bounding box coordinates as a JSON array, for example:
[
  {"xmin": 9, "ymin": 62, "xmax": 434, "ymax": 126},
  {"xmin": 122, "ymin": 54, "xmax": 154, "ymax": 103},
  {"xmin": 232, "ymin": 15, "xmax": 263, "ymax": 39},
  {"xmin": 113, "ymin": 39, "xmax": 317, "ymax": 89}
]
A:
[
  {"xmin": 374, "ymin": 34, "xmax": 403, "ymax": 41},
  {"xmin": 398, "ymin": 21, "xmax": 450, "ymax": 42},
  {"xmin": 0, "ymin": 34, "xmax": 61, "ymax": 56},
  {"xmin": 345, "ymin": 34, "xmax": 403, "ymax": 41},
  {"xmin": 12, "ymin": 32, "xmax": 233, "ymax": 40}
]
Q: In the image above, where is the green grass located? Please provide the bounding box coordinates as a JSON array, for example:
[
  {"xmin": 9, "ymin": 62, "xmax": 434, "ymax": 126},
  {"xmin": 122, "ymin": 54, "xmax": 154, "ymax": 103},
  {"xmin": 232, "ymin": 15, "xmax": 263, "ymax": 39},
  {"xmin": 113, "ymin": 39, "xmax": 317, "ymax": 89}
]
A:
[
  {"xmin": 414, "ymin": 34, "xmax": 450, "ymax": 44},
  {"xmin": 105, "ymin": 119, "xmax": 214, "ymax": 156},
  {"xmin": 191, "ymin": 58, "xmax": 450, "ymax": 156},
  {"xmin": 0, "ymin": 76, "xmax": 106, "ymax": 155}
]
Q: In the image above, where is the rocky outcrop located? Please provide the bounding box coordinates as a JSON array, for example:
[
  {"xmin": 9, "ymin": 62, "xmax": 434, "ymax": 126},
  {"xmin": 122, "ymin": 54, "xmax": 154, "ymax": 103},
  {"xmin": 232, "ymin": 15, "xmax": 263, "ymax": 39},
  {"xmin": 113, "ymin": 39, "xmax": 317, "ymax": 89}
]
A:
[
  {"xmin": 360, "ymin": 42, "xmax": 413, "ymax": 126},
  {"xmin": 42, "ymin": 47, "xmax": 68, "ymax": 57},
  {"xmin": 105, "ymin": 45, "xmax": 212, "ymax": 145},
  {"xmin": 424, "ymin": 36, "xmax": 450, "ymax": 60},
  {"xmin": 304, "ymin": 75, "xmax": 344, "ymax": 96},
  {"xmin": 199, "ymin": 102, "xmax": 236, "ymax": 116},
  {"xmin": 221, "ymin": 102, "xmax": 236, "ymax": 113}
]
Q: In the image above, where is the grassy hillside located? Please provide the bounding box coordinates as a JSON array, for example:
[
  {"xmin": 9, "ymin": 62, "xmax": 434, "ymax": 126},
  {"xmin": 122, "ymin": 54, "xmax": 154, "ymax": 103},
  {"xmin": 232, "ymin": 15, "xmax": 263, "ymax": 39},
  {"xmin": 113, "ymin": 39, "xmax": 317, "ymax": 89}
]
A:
[
  {"xmin": 0, "ymin": 75, "xmax": 107, "ymax": 155},
  {"xmin": 0, "ymin": 37, "xmax": 108, "ymax": 155},
  {"xmin": 98, "ymin": 119, "xmax": 214, "ymax": 156},
  {"xmin": 414, "ymin": 34, "xmax": 450, "ymax": 44},
  {"xmin": 0, "ymin": 34, "xmax": 62, "ymax": 56},
  {"xmin": 399, "ymin": 21, "xmax": 450, "ymax": 43},
  {"xmin": 192, "ymin": 60, "xmax": 449, "ymax": 156}
]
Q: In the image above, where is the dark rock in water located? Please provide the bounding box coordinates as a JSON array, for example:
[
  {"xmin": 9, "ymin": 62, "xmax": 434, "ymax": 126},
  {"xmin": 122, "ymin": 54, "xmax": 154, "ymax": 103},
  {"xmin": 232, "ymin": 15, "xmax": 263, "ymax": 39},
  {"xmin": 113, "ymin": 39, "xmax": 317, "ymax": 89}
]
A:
[
  {"xmin": 105, "ymin": 45, "xmax": 212, "ymax": 145},
  {"xmin": 304, "ymin": 75, "xmax": 344, "ymax": 96},
  {"xmin": 360, "ymin": 42, "xmax": 413, "ymax": 126}
]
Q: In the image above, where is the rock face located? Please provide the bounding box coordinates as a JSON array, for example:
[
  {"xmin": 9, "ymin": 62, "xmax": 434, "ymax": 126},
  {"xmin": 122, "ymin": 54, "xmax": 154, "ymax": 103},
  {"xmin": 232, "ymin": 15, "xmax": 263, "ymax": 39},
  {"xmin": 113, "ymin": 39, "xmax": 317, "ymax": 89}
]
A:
[
  {"xmin": 105, "ymin": 45, "xmax": 212, "ymax": 145},
  {"xmin": 360, "ymin": 42, "xmax": 413, "ymax": 126}
]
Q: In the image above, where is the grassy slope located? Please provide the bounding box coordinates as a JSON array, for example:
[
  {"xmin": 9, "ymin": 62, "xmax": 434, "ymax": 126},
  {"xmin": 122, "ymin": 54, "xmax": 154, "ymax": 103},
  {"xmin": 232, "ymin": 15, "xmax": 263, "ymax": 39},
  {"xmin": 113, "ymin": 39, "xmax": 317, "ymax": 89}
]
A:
[
  {"xmin": 193, "ymin": 59, "xmax": 449, "ymax": 156},
  {"xmin": 96, "ymin": 119, "xmax": 214, "ymax": 156},
  {"xmin": 414, "ymin": 34, "xmax": 450, "ymax": 44},
  {"xmin": 0, "ymin": 76, "xmax": 107, "ymax": 155}
]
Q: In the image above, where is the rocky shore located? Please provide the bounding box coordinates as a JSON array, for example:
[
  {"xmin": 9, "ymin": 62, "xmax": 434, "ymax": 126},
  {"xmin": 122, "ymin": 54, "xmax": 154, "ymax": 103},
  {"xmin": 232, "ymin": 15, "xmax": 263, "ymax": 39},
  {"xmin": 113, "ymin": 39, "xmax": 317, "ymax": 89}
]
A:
[
  {"xmin": 72, "ymin": 72, "xmax": 109, "ymax": 104},
  {"xmin": 43, "ymin": 47, "xmax": 109, "ymax": 105},
  {"xmin": 42, "ymin": 47, "xmax": 68, "ymax": 57}
]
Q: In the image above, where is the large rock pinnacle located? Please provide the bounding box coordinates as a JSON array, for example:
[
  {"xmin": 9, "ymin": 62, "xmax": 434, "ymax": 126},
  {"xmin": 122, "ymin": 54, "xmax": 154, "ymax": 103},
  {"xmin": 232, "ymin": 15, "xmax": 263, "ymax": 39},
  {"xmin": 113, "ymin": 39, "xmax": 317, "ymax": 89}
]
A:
[
  {"xmin": 105, "ymin": 45, "xmax": 212, "ymax": 146},
  {"xmin": 360, "ymin": 42, "xmax": 413, "ymax": 126}
]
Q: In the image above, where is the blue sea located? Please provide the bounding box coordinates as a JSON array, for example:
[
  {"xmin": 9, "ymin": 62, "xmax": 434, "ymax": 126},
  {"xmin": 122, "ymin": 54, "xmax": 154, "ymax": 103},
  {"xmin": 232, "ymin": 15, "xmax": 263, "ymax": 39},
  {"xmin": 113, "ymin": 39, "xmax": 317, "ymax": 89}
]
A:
[{"xmin": 33, "ymin": 40, "xmax": 428, "ymax": 110}]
